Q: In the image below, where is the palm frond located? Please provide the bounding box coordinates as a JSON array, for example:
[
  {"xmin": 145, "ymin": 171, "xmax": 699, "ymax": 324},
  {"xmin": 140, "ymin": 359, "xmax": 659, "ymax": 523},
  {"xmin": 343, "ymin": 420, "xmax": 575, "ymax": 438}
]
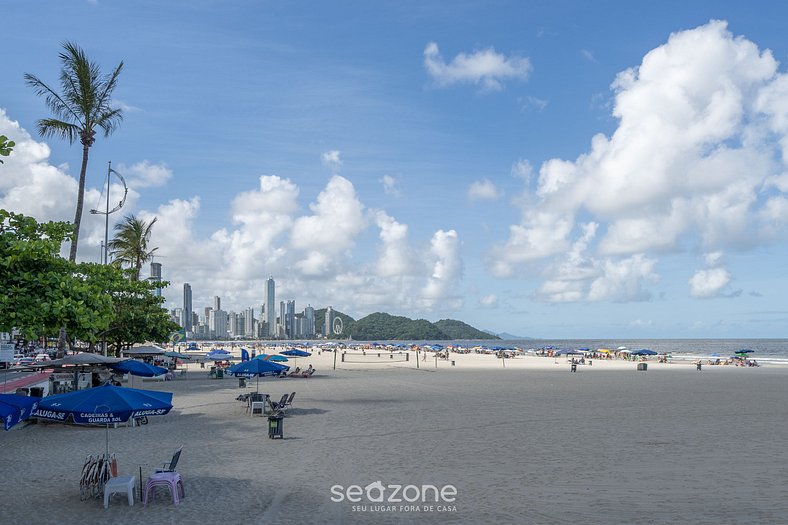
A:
[
  {"xmin": 36, "ymin": 118, "xmax": 80, "ymax": 144},
  {"xmin": 23, "ymin": 73, "xmax": 83, "ymax": 125}
]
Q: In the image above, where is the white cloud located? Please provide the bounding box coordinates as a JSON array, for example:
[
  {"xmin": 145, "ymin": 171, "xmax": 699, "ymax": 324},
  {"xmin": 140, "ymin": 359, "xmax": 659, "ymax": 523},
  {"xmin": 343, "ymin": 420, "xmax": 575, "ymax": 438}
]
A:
[
  {"xmin": 581, "ymin": 49, "xmax": 597, "ymax": 63},
  {"xmin": 422, "ymin": 229, "xmax": 462, "ymax": 308},
  {"xmin": 320, "ymin": 150, "xmax": 342, "ymax": 172},
  {"xmin": 374, "ymin": 211, "xmax": 418, "ymax": 277},
  {"xmin": 111, "ymin": 99, "xmax": 141, "ymax": 113},
  {"xmin": 380, "ymin": 175, "xmax": 401, "ymax": 197},
  {"xmin": 467, "ymin": 178, "xmax": 502, "ymax": 201},
  {"xmin": 479, "ymin": 294, "xmax": 498, "ymax": 308},
  {"xmin": 689, "ymin": 267, "xmax": 731, "ymax": 298},
  {"xmin": 492, "ymin": 20, "xmax": 788, "ymax": 302},
  {"xmin": 120, "ymin": 160, "xmax": 172, "ymax": 188},
  {"xmin": 424, "ymin": 42, "xmax": 531, "ymax": 92}
]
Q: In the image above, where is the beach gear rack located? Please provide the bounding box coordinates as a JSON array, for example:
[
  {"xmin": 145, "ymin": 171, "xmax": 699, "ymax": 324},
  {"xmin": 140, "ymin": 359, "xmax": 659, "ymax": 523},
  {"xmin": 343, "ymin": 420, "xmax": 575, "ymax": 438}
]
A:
[{"xmin": 79, "ymin": 453, "xmax": 115, "ymax": 501}]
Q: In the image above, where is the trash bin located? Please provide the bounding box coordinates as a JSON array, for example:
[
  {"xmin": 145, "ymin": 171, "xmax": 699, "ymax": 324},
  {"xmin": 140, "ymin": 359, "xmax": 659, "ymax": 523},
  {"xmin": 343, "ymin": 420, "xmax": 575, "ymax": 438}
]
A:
[
  {"xmin": 238, "ymin": 377, "xmax": 246, "ymax": 388},
  {"xmin": 637, "ymin": 363, "xmax": 648, "ymax": 371},
  {"xmin": 451, "ymin": 360, "xmax": 455, "ymax": 366},
  {"xmin": 268, "ymin": 414, "xmax": 284, "ymax": 439},
  {"xmin": 216, "ymin": 368, "xmax": 224, "ymax": 379}
]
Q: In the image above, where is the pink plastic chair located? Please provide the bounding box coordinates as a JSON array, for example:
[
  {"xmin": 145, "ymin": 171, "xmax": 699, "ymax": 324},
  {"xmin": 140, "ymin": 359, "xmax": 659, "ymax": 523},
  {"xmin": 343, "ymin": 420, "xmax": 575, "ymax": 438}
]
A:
[{"xmin": 143, "ymin": 471, "xmax": 185, "ymax": 506}]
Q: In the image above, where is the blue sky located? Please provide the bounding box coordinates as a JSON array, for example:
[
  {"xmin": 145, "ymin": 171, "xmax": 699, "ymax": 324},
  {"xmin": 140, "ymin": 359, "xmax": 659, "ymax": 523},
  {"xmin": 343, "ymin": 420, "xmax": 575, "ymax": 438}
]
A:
[{"xmin": 3, "ymin": 1, "xmax": 788, "ymax": 338}]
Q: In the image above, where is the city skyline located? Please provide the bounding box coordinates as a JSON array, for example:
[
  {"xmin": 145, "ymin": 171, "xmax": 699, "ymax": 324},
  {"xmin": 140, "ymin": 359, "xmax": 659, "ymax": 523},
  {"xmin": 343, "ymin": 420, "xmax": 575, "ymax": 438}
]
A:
[{"xmin": 3, "ymin": 3, "xmax": 788, "ymax": 338}]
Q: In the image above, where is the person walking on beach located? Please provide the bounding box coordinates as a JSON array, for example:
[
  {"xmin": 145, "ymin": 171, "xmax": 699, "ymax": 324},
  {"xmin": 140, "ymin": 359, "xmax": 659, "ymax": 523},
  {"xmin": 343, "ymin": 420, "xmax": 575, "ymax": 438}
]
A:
[{"xmin": 696, "ymin": 360, "xmax": 702, "ymax": 371}]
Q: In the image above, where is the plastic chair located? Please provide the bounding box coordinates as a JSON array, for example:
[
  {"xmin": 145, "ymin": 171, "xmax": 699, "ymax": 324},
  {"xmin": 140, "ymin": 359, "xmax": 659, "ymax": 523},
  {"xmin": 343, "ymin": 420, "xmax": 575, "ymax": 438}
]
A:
[
  {"xmin": 143, "ymin": 471, "xmax": 184, "ymax": 506},
  {"xmin": 104, "ymin": 475, "xmax": 135, "ymax": 508}
]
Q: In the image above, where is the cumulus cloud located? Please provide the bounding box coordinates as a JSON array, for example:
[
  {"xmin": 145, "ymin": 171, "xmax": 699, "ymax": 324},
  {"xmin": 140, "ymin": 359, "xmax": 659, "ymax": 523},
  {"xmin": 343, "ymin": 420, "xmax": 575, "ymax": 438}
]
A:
[
  {"xmin": 467, "ymin": 178, "xmax": 502, "ymax": 201},
  {"xmin": 424, "ymin": 42, "xmax": 531, "ymax": 92},
  {"xmin": 1, "ymin": 107, "xmax": 465, "ymax": 318},
  {"xmin": 422, "ymin": 229, "xmax": 462, "ymax": 307},
  {"xmin": 321, "ymin": 150, "xmax": 342, "ymax": 172},
  {"xmin": 689, "ymin": 268, "xmax": 732, "ymax": 298},
  {"xmin": 491, "ymin": 20, "xmax": 788, "ymax": 302},
  {"xmin": 120, "ymin": 160, "xmax": 172, "ymax": 188}
]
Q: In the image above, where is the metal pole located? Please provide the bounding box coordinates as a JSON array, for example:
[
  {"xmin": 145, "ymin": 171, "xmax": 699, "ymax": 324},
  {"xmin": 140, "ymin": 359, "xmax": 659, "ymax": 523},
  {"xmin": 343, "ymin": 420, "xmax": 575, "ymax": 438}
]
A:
[{"xmin": 104, "ymin": 161, "xmax": 111, "ymax": 265}]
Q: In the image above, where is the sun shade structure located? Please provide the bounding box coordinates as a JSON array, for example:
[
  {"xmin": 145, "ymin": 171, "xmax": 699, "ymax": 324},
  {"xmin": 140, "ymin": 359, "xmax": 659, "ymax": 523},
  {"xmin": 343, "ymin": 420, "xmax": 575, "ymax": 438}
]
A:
[
  {"xmin": 110, "ymin": 360, "xmax": 168, "ymax": 377},
  {"xmin": 227, "ymin": 359, "xmax": 289, "ymax": 392},
  {"xmin": 34, "ymin": 384, "xmax": 173, "ymax": 425},
  {"xmin": 280, "ymin": 349, "xmax": 311, "ymax": 357}
]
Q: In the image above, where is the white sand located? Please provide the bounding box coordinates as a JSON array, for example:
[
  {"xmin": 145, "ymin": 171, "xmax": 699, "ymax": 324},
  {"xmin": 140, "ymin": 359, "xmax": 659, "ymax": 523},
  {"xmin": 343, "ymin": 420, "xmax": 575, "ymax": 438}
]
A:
[{"xmin": 1, "ymin": 351, "xmax": 787, "ymax": 524}]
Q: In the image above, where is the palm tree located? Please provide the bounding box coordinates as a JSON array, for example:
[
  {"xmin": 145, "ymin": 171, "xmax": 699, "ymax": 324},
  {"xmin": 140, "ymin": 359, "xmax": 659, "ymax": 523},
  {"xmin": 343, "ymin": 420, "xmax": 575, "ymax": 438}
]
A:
[
  {"xmin": 25, "ymin": 41, "xmax": 124, "ymax": 262},
  {"xmin": 107, "ymin": 214, "xmax": 158, "ymax": 281}
]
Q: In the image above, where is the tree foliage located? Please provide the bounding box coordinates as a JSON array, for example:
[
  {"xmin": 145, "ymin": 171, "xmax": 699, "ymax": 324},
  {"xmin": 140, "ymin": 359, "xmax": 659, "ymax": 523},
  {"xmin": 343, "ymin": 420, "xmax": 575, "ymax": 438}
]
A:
[
  {"xmin": 0, "ymin": 210, "xmax": 176, "ymax": 352},
  {"xmin": 107, "ymin": 214, "xmax": 158, "ymax": 281},
  {"xmin": 433, "ymin": 319, "xmax": 499, "ymax": 340},
  {"xmin": 0, "ymin": 134, "xmax": 14, "ymax": 163}
]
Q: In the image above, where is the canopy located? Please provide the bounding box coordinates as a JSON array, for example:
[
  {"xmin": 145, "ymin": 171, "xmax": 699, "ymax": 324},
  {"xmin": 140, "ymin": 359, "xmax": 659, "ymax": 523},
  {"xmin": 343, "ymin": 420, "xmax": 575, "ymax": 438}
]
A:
[
  {"xmin": 632, "ymin": 349, "xmax": 658, "ymax": 356},
  {"xmin": 0, "ymin": 394, "xmax": 40, "ymax": 431},
  {"xmin": 205, "ymin": 351, "xmax": 234, "ymax": 361},
  {"xmin": 227, "ymin": 359, "xmax": 289, "ymax": 392},
  {"xmin": 736, "ymin": 349, "xmax": 754, "ymax": 354},
  {"xmin": 228, "ymin": 359, "xmax": 289, "ymax": 377},
  {"xmin": 123, "ymin": 346, "xmax": 166, "ymax": 356},
  {"xmin": 280, "ymin": 349, "xmax": 311, "ymax": 357},
  {"xmin": 34, "ymin": 384, "xmax": 173, "ymax": 425},
  {"xmin": 555, "ymin": 349, "xmax": 583, "ymax": 355},
  {"xmin": 110, "ymin": 360, "xmax": 168, "ymax": 377},
  {"xmin": 48, "ymin": 353, "xmax": 123, "ymax": 366}
]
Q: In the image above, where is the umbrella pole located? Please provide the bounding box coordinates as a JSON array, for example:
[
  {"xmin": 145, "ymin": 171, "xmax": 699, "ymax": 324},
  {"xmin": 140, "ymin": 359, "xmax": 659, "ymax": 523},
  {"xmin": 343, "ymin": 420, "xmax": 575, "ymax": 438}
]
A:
[
  {"xmin": 257, "ymin": 375, "xmax": 260, "ymax": 393},
  {"xmin": 105, "ymin": 423, "xmax": 109, "ymax": 458}
]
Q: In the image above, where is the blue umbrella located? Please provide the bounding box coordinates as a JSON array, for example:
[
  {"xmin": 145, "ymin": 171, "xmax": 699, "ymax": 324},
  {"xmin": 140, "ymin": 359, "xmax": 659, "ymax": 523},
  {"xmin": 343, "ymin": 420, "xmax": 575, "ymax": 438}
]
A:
[
  {"xmin": 632, "ymin": 349, "xmax": 658, "ymax": 356},
  {"xmin": 280, "ymin": 349, "xmax": 311, "ymax": 357},
  {"xmin": 206, "ymin": 350, "xmax": 233, "ymax": 361},
  {"xmin": 34, "ymin": 385, "xmax": 173, "ymax": 455},
  {"xmin": 0, "ymin": 394, "xmax": 40, "ymax": 431},
  {"xmin": 227, "ymin": 359, "xmax": 289, "ymax": 392},
  {"xmin": 111, "ymin": 360, "xmax": 168, "ymax": 378},
  {"xmin": 736, "ymin": 349, "xmax": 754, "ymax": 354}
]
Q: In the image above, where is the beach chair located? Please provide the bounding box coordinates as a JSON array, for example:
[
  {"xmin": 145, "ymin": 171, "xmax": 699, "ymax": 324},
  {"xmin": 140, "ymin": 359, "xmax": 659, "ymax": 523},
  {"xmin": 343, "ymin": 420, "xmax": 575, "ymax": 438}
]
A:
[
  {"xmin": 283, "ymin": 391, "xmax": 296, "ymax": 409},
  {"xmin": 268, "ymin": 393, "xmax": 289, "ymax": 414},
  {"xmin": 156, "ymin": 446, "xmax": 182, "ymax": 473},
  {"xmin": 246, "ymin": 393, "xmax": 266, "ymax": 414}
]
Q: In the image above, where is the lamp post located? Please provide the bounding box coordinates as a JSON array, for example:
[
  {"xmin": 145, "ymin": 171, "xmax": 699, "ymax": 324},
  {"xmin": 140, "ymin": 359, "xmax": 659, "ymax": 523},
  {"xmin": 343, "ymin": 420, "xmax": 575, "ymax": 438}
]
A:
[{"xmin": 90, "ymin": 162, "xmax": 128, "ymax": 355}]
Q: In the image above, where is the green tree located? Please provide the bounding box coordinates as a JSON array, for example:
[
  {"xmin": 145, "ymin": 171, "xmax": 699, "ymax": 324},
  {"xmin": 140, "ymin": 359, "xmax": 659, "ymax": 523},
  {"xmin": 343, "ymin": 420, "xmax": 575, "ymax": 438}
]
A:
[
  {"xmin": 0, "ymin": 135, "xmax": 15, "ymax": 163},
  {"xmin": 107, "ymin": 214, "xmax": 158, "ymax": 281},
  {"xmin": 0, "ymin": 210, "xmax": 113, "ymax": 353},
  {"xmin": 25, "ymin": 41, "xmax": 124, "ymax": 262},
  {"xmin": 84, "ymin": 263, "xmax": 179, "ymax": 356}
]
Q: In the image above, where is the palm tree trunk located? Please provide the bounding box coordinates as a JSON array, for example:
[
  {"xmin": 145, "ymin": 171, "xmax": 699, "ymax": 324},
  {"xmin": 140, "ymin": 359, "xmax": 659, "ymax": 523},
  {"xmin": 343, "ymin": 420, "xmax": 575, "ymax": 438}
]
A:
[{"xmin": 69, "ymin": 143, "xmax": 91, "ymax": 262}]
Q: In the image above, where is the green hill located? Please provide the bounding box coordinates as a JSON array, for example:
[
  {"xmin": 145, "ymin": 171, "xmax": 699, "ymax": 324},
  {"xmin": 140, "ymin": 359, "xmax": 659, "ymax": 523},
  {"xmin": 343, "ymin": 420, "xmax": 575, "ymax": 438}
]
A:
[
  {"xmin": 314, "ymin": 308, "xmax": 355, "ymax": 338},
  {"xmin": 434, "ymin": 319, "xmax": 500, "ymax": 340},
  {"xmin": 350, "ymin": 312, "xmax": 450, "ymax": 340}
]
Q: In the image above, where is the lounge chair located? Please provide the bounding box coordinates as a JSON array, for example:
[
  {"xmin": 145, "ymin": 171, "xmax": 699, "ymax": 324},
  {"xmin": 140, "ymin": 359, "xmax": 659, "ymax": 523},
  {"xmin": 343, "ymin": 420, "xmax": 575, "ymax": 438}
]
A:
[
  {"xmin": 156, "ymin": 446, "xmax": 182, "ymax": 473},
  {"xmin": 268, "ymin": 393, "xmax": 290, "ymax": 414},
  {"xmin": 283, "ymin": 391, "xmax": 295, "ymax": 409}
]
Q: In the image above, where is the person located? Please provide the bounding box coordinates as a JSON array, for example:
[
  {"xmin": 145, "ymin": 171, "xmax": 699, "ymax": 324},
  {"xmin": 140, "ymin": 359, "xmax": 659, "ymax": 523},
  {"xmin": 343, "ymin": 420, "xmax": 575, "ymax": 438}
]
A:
[{"xmin": 696, "ymin": 360, "xmax": 702, "ymax": 371}]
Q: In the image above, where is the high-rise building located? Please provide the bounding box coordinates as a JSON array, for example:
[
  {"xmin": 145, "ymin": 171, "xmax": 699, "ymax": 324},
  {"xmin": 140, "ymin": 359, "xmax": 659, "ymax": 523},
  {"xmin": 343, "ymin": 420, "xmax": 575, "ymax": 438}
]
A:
[
  {"xmin": 228, "ymin": 311, "xmax": 238, "ymax": 337},
  {"xmin": 279, "ymin": 301, "xmax": 286, "ymax": 338},
  {"xmin": 244, "ymin": 307, "xmax": 255, "ymax": 337},
  {"xmin": 213, "ymin": 296, "xmax": 221, "ymax": 312},
  {"xmin": 304, "ymin": 305, "xmax": 315, "ymax": 337},
  {"xmin": 325, "ymin": 306, "xmax": 334, "ymax": 337},
  {"xmin": 183, "ymin": 283, "xmax": 193, "ymax": 332},
  {"xmin": 150, "ymin": 263, "xmax": 162, "ymax": 297},
  {"xmin": 285, "ymin": 300, "xmax": 295, "ymax": 338},
  {"xmin": 265, "ymin": 276, "xmax": 276, "ymax": 338}
]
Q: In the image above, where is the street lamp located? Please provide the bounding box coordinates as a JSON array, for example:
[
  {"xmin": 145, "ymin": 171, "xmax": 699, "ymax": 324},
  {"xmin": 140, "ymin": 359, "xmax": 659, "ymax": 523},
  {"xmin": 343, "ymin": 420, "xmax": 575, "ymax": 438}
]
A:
[{"xmin": 90, "ymin": 161, "xmax": 128, "ymax": 265}]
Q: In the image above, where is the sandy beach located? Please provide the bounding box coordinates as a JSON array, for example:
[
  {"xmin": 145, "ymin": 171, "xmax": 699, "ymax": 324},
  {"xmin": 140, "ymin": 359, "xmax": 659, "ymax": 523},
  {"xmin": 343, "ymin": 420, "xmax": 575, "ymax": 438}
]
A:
[{"xmin": 2, "ymin": 351, "xmax": 787, "ymax": 524}]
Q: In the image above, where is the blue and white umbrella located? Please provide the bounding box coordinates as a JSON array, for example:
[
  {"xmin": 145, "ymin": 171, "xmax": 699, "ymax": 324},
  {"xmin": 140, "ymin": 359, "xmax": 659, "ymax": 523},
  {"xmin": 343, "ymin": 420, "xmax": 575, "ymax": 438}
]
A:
[{"xmin": 227, "ymin": 359, "xmax": 289, "ymax": 392}]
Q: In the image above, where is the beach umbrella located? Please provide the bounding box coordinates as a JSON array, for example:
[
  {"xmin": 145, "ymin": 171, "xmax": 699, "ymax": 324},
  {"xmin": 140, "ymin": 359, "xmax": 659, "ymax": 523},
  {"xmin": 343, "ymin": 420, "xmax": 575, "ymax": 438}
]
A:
[
  {"xmin": 163, "ymin": 351, "xmax": 191, "ymax": 359},
  {"xmin": 736, "ymin": 349, "xmax": 754, "ymax": 354},
  {"xmin": 110, "ymin": 360, "xmax": 168, "ymax": 378},
  {"xmin": 280, "ymin": 349, "xmax": 311, "ymax": 357},
  {"xmin": 0, "ymin": 394, "xmax": 40, "ymax": 431},
  {"xmin": 34, "ymin": 385, "xmax": 173, "ymax": 455},
  {"xmin": 227, "ymin": 359, "xmax": 289, "ymax": 392},
  {"xmin": 632, "ymin": 349, "xmax": 657, "ymax": 356},
  {"xmin": 205, "ymin": 350, "xmax": 233, "ymax": 361},
  {"xmin": 254, "ymin": 354, "xmax": 289, "ymax": 363}
]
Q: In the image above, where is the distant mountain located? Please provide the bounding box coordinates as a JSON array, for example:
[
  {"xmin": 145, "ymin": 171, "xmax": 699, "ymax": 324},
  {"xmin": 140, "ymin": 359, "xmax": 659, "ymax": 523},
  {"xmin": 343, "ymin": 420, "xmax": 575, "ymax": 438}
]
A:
[
  {"xmin": 434, "ymin": 319, "xmax": 500, "ymax": 340},
  {"xmin": 497, "ymin": 332, "xmax": 531, "ymax": 340}
]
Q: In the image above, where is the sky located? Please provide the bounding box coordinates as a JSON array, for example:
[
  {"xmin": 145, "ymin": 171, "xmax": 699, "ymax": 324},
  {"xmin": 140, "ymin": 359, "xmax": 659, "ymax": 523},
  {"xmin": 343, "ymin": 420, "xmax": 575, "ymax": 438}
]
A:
[{"xmin": 3, "ymin": 1, "xmax": 788, "ymax": 338}]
